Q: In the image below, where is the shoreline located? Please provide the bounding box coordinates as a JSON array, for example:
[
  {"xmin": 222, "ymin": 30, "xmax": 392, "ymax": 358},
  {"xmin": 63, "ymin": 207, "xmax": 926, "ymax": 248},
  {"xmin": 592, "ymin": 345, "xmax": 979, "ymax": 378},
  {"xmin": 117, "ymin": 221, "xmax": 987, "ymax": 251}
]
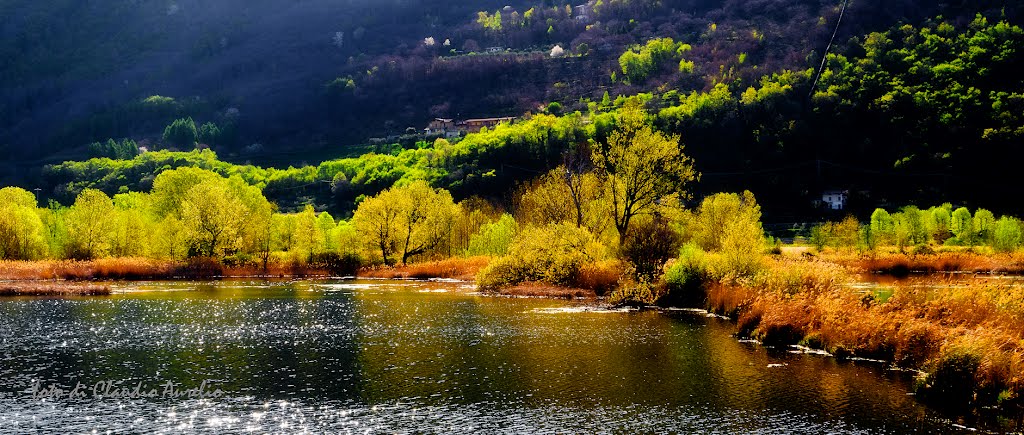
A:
[{"xmin": 0, "ymin": 282, "xmax": 111, "ymax": 296}]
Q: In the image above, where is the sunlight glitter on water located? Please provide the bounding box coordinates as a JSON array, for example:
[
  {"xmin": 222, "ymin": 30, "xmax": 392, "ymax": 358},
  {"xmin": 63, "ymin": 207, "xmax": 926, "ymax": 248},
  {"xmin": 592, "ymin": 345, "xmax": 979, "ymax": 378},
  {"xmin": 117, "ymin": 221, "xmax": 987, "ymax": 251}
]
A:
[{"xmin": 0, "ymin": 279, "xmax": 986, "ymax": 433}]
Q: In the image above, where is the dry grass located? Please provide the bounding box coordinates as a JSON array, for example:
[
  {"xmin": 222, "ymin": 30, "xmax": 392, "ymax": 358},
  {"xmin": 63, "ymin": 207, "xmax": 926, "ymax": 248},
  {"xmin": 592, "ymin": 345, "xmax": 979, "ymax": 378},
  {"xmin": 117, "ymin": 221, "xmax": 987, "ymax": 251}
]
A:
[
  {"xmin": 702, "ymin": 255, "xmax": 1024, "ymax": 411},
  {"xmin": 820, "ymin": 250, "xmax": 1024, "ymax": 275},
  {"xmin": 0, "ymin": 258, "xmax": 356, "ymax": 280},
  {"xmin": 497, "ymin": 282, "xmax": 597, "ymax": 299},
  {"xmin": 0, "ymin": 282, "xmax": 111, "ymax": 296},
  {"xmin": 359, "ymin": 256, "xmax": 492, "ymax": 281},
  {"xmin": 574, "ymin": 259, "xmax": 624, "ymax": 296}
]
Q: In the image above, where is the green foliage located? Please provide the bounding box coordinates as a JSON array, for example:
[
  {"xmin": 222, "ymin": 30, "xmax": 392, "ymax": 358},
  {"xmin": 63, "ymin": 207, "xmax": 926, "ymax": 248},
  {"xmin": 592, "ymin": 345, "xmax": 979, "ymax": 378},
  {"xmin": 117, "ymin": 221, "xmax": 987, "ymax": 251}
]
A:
[
  {"xmin": 664, "ymin": 244, "xmax": 707, "ymax": 295},
  {"xmin": 593, "ymin": 100, "xmax": 696, "ymax": 243},
  {"xmin": 162, "ymin": 117, "xmax": 198, "ymax": 148},
  {"xmin": 198, "ymin": 122, "xmax": 221, "ymax": 146},
  {"xmin": 352, "ymin": 180, "xmax": 458, "ymax": 265},
  {"xmin": 950, "ymin": 207, "xmax": 973, "ymax": 243},
  {"xmin": 546, "ymin": 101, "xmax": 563, "ymax": 115},
  {"xmin": 89, "ymin": 138, "xmax": 139, "ymax": 160},
  {"xmin": 477, "ymin": 223, "xmax": 608, "ymax": 291},
  {"xmin": 685, "ymin": 191, "xmax": 765, "ymax": 276},
  {"xmin": 810, "ymin": 216, "xmax": 861, "ymax": 251},
  {"xmin": 992, "ymin": 216, "xmax": 1023, "ymax": 252},
  {"xmin": 689, "ymin": 191, "xmax": 762, "ymax": 251},
  {"xmin": 0, "ymin": 188, "xmax": 47, "ymax": 260},
  {"xmin": 66, "ymin": 189, "xmax": 115, "ymax": 259},
  {"xmin": 466, "ymin": 214, "xmax": 518, "ymax": 257},
  {"xmin": 974, "ymin": 209, "xmax": 996, "ymax": 245},
  {"xmin": 618, "ymin": 37, "xmax": 690, "ymax": 82},
  {"xmin": 869, "ymin": 208, "xmax": 894, "ymax": 248},
  {"xmin": 814, "ymin": 17, "xmax": 1024, "ymax": 173}
]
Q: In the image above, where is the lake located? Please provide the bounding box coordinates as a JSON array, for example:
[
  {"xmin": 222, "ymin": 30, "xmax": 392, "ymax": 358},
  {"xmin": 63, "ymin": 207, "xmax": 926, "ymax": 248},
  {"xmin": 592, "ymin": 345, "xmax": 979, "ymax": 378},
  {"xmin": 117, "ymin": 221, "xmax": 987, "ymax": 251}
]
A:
[{"xmin": 0, "ymin": 279, "xmax": 980, "ymax": 433}]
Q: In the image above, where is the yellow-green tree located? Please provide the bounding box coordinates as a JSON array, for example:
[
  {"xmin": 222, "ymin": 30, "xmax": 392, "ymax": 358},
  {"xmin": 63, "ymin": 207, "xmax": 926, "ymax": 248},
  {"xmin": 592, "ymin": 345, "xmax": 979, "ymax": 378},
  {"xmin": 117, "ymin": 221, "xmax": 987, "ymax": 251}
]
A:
[
  {"xmin": 152, "ymin": 168, "xmax": 272, "ymax": 258},
  {"xmin": 352, "ymin": 181, "xmax": 458, "ymax": 265},
  {"xmin": 293, "ymin": 205, "xmax": 322, "ymax": 263},
  {"xmin": 110, "ymin": 192, "xmax": 153, "ymax": 258},
  {"xmin": 0, "ymin": 187, "xmax": 47, "ymax": 260},
  {"xmin": 67, "ymin": 189, "xmax": 115, "ymax": 259},
  {"xmin": 592, "ymin": 100, "xmax": 697, "ymax": 244},
  {"xmin": 316, "ymin": 211, "xmax": 337, "ymax": 252},
  {"xmin": 150, "ymin": 167, "xmax": 225, "ymax": 217},
  {"xmin": 180, "ymin": 180, "xmax": 245, "ymax": 257},
  {"xmin": 689, "ymin": 191, "xmax": 765, "ymax": 274}
]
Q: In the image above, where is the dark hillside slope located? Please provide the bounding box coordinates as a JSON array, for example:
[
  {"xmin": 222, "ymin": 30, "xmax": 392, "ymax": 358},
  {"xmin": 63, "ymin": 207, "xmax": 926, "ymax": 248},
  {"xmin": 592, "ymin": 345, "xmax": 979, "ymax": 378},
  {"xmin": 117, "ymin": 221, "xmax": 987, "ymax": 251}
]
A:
[{"xmin": 1, "ymin": 0, "xmax": 1020, "ymax": 187}]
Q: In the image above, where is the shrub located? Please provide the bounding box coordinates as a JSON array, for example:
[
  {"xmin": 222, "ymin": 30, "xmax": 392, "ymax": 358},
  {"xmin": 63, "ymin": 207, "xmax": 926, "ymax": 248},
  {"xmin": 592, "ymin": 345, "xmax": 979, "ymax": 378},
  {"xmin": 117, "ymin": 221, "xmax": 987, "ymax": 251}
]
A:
[
  {"xmin": 477, "ymin": 223, "xmax": 608, "ymax": 291},
  {"xmin": 620, "ymin": 216, "xmax": 681, "ymax": 280},
  {"xmin": 661, "ymin": 243, "xmax": 708, "ymax": 306},
  {"xmin": 606, "ymin": 277, "xmax": 657, "ymax": 306},
  {"xmin": 466, "ymin": 214, "xmax": 517, "ymax": 257},
  {"xmin": 916, "ymin": 347, "xmax": 982, "ymax": 410}
]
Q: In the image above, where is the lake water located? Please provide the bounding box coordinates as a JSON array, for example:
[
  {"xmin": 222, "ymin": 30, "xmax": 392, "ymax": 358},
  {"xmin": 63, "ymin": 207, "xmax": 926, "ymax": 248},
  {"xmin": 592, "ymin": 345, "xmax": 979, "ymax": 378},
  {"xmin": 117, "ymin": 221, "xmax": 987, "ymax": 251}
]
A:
[{"xmin": 0, "ymin": 279, "xmax": 983, "ymax": 433}]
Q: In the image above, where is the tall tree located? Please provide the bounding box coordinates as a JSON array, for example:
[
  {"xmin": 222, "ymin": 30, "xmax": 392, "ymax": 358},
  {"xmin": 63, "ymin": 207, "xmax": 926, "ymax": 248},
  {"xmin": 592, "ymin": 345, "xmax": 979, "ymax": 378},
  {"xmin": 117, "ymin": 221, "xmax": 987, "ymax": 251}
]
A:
[
  {"xmin": 162, "ymin": 117, "xmax": 198, "ymax": 148},
  {"xmin": 592, "ymin": 100, "xmax": 697, "ymax": 244},
  {"xmin": 0, "ymin": 188, "xmax": 47, "ymax": 260},
  {"xmin": 67, "ymin": 189, "xmax": 115, "ymax": 259},
  {"xmin": 352, "ymin": 181, "xmax": 458, "ymax": 265},
  {"xmin": 180, "ymin": 180, "xmax": 245, "ymax": 257}
]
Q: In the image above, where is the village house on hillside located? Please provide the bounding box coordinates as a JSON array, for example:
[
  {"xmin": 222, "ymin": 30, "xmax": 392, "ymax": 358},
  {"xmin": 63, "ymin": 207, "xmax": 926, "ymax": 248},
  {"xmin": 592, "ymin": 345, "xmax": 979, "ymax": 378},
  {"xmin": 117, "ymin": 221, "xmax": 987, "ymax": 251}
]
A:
[
  {"xmin": 820, "ymin": 189, "xmax": 848, "ymax": 211},
  {"xmin": 424, "ymin": 116, "xmax": 516, "ymax": 137},
  {"xmin": 460, "ymin": 117, "xmax": 516, "ymax": 133},
  {"xmin": 575, "ymin": 1, "xmax": 597, "ymax": 23}
]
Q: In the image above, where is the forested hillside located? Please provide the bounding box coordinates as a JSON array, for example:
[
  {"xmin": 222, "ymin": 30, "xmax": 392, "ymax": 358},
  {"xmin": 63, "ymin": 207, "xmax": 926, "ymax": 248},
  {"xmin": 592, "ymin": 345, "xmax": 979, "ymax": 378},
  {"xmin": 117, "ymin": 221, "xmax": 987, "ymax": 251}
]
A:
[{"xmin": 3, "ymin": 1, "xmax": 1023, "ymax": 218}]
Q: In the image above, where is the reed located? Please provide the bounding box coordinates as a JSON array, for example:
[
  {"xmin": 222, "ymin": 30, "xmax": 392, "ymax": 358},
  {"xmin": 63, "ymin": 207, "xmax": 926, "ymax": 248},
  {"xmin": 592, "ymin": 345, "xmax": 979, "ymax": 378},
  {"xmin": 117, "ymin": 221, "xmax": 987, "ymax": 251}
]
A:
[
  {"xmin": 822, "ymin": 251, "xmax": 1024, "ymax": 275},
  {"xmin": 0, "ymin": 282, "xmax": 111, "ymax": 296},
  {"xmin": 700, "ymin": 256, "xmax": 1024, "ymax": 411},
  {"xmin": 359, "ymin": 256, "xmax": 492, "ymax": 280}
]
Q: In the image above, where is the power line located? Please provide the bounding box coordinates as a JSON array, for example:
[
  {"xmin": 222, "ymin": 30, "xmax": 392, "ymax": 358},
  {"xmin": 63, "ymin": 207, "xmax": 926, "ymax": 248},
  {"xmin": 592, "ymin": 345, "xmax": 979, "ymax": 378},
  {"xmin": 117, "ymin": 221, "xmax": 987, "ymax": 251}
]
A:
[{"xmin": 808, "ymin": 0, "xmax": 850, "ymax": 99}]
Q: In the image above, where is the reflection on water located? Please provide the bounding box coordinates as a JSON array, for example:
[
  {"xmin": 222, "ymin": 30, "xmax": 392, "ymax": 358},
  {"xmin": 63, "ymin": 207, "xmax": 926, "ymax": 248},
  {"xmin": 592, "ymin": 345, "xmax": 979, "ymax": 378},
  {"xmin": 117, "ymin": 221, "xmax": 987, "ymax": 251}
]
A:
[{"xmin": 0, "ymin": 280, "xmax": 974, "ymax": 433}]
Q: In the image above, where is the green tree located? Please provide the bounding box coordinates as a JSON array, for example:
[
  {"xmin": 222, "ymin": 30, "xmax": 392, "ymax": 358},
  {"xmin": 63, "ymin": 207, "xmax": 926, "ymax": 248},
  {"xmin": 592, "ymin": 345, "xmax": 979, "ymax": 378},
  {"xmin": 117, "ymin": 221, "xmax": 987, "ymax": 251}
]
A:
[
  {"xmin": 592, "ymin": 100, "xmax": 697, "ymax": 244},
  {"xmin": 110, "ymin": 192, "xmax": 153, "ymax": 257},
  {"xmin": 163, "ymin": 117, "xmax": 198, "ymax": 148},
  {"xmin": 973, "ymin": 209, "xmax": 996, "ymax": 246},
  {"xmin": 869, "ymin": 208, "xmax": 894, "ymax": 248},
  {"xmin": 950, "ymin": 207, "xmax": 973, "ymax": 243},
  {"xmin": 317, "ymin": 211, "xmax": 337, "ymax": 253},
  {"xmin": 180, "ymin": 180, "xmax": 245, "ymax": 257},
  {"xmin": 928, "ymin": 205, "xmax": 953, "ymax": 243},
  {"xmin": 352, "ymin": 181, "xmax": 458, "ymax": 265},
  {"xmin": 690, "ymin": 191, "xmax": 761, "ymax": 252},
  {"xmin": 66, "ymin": 189, "xmax": 115, "ymax": 259},
  {"xmin": 466, "ymin": 214, "xmax": 518, "ymax": 257},
  {"xmin": 0, "ymin": 188, "xmax": 47, "ymax": 260},
  {"xmin": 352, "ymin": 191, "xmax": 402, "ymax": 265},
  {"xmin": 293, "ymin": 205, "xmax": 322, "ymax": 263},
  {"xmin": 993, "ymin": 216, "xmax": 1022, "ymax": 253},
  {"xmin": 198, "ymin": 122, "xmax": 221, "ymax": 146}
]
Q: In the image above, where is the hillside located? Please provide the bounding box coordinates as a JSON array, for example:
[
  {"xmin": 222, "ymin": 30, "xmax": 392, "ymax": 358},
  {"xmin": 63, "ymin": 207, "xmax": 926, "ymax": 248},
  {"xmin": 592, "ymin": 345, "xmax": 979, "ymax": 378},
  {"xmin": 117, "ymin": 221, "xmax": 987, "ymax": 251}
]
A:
[
  {"xmin": 2, "ymin": 1, "xmax": 1022, "ymax": 220},
  {"xmin": 3, "ymin": 1, "xmax": 1020, "ymax": 175}
]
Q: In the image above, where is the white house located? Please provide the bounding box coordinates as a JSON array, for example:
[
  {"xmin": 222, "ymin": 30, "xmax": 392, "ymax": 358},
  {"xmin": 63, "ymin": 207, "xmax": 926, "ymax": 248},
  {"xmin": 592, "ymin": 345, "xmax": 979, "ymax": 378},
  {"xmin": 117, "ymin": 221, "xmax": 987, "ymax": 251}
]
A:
[
  {"xmin": 574, "ymin": 3, "xmax": 593, "ymax": 23},
  {"xmin": 822, "ymin": 190, "xmax": 848, "ymax": 210}
]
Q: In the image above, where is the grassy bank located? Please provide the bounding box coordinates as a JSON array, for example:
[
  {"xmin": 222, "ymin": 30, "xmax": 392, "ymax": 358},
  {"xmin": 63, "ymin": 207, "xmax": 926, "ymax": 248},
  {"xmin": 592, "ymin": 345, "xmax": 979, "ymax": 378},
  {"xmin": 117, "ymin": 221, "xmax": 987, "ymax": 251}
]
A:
[
  {"xmin": 818, "ymin": 250, "xmax": 1024, "ymax": 276},
  {"xmin": 0, "ymin": 258, "xmax": 357, "ymax": 281},
  {"xmin": 357, "ymin": 256, "xmax": 491, "ymax": 281},
  {"xmin": 668, "ymin": 250, "xmax": 1024, "ymax": 415}
]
